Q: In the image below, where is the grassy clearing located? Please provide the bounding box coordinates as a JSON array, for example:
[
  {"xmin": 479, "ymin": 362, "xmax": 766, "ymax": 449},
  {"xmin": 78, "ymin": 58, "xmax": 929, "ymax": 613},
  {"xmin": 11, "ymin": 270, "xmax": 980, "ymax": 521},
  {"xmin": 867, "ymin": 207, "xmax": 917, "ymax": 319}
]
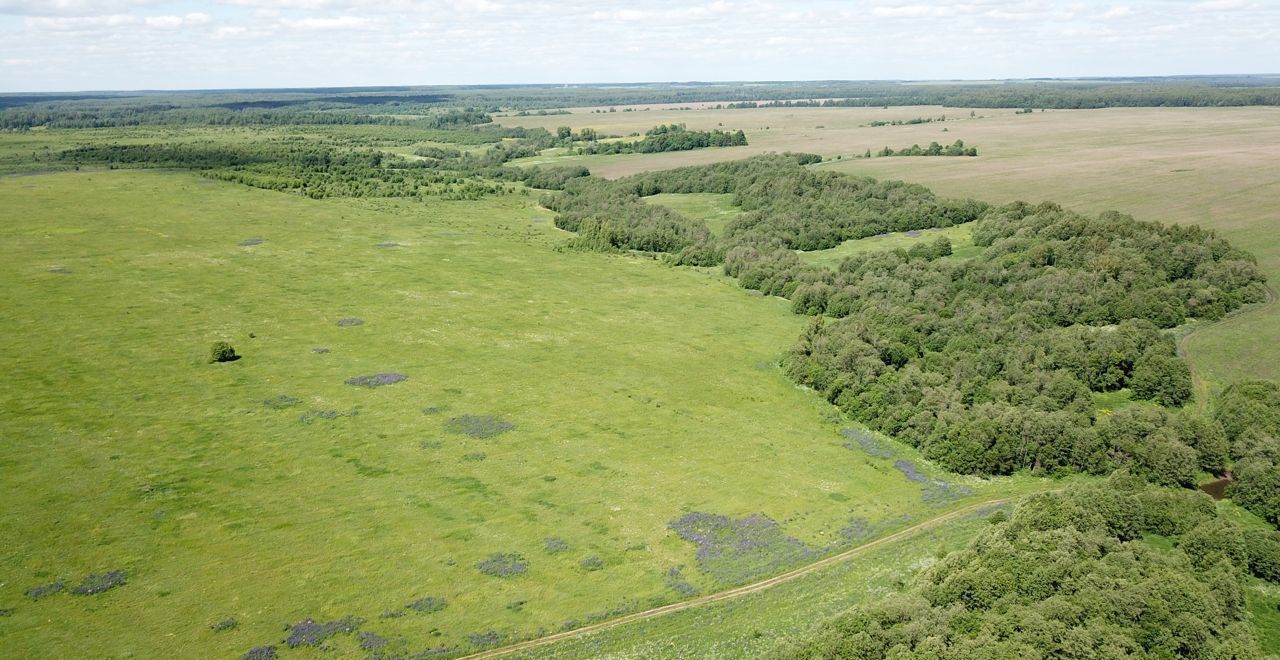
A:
[
  {"xmin": 0, "ymin": 169, "xmax": 1036, "ymax": 657},
  {"xmin": 797, "ymin": 223, "xmax": 978, "ymax": 269},
  {"xmin": 640, "ymin": 193, "xmax": 742, "ymax": 236}
]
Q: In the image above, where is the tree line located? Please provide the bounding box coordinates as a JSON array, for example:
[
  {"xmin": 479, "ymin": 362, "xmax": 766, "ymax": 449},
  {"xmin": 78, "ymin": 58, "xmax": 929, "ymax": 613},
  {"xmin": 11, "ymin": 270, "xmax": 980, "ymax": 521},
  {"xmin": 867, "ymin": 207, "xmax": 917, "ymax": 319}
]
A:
[
  {"xmin": 57, "ymin": 128, "xmax": 590, "ymax": 200},
  {"xmin": 545, "ymin": 154, "xmax": 1273, "ymax": 493},
  {"xmin": 575, "ymin": 124, "xmax": 747, "ymax": 155},
  {"xmin": 771, "ymin": 474, "xmax": 1280, "ymax": 658}
]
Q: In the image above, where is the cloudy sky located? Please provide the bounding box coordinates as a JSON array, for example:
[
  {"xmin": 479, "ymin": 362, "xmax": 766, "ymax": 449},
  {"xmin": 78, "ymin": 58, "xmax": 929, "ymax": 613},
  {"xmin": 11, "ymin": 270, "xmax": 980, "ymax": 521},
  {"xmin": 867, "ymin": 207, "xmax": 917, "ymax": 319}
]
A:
[{"xmin": 0, "ymin": 0, "xmax": 1276, "ymax": 92}]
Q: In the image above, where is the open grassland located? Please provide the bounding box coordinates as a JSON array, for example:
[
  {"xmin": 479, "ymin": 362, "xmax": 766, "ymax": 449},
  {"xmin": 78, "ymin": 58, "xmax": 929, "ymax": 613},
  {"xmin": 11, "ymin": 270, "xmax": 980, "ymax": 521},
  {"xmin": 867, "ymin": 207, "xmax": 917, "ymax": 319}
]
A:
[
  {"xmin": 499, "ymin": 105, "xmax": 1017, "ymax": 178},
  {"xmin": 502, "ymin": 105, "xmax": 1280, "ymax": 392},
  {"xmin": 0, "ymin": 170, "xmax": 1040, "ymax": 657},
  {"xmin": 796, "ymin": 223, "xmax": 980, "ymax": 269}
]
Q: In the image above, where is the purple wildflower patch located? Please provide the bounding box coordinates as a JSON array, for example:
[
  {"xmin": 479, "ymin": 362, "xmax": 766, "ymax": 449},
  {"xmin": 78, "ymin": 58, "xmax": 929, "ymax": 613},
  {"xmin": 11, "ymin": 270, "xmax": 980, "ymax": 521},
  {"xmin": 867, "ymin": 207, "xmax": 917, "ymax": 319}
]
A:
[
  {"xmin": 26, "ymin": 581, "xmax": 64, "ymax": 600},
  {"xmin": 841, "ymin": 427, "xmax": 895, "ymax": 459},
  {"xmin": 476, "ymin": 553, "xmax": 527, "ymax": 578},
  {"xmin": 336, "ymin": 317, "xmax": 364, "ymax": 327},
  {"xmin": 668, "ymin": 512, "xmax": 818, "ymax": 585},
  {"xmin": 345, "ymin": 373, "xmax": 407, "ymax": 388},
  {"xmin": 70, "ymin": 571, "xmax": 126, "ymax": 596},
  {"xmin": 444, "ymin": 415, "xmax": 515, "ymax": 439},
  {"xmin": 241, "ymin": 645, "xmax": 276, "ymax": 660},
  {"xmin": 405, "ymin": 596, "xmax": 447, "ymax": 614},
  {"xmin": 284, "ymin": 616, "xmax": 363, "ymax": 648}
]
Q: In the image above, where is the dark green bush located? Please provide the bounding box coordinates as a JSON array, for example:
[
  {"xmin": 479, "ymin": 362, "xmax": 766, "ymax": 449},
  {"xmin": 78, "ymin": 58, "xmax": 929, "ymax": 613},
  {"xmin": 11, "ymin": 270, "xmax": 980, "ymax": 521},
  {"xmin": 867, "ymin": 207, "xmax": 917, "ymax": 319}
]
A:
[{"xmin": 209, "ymin": 341, "xmax": 238, "ymax": 363}]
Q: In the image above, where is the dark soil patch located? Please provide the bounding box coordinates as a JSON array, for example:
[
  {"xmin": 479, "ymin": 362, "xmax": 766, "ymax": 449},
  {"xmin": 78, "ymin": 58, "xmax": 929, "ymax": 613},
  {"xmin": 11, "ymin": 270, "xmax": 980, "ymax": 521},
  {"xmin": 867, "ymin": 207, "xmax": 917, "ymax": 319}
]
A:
[
  {"xmin": 70, "ymin": 571, "xmax": 126, "ymax": 595},
  {"xmin": 238, "ymin": 238, "xmax": 264, "ymax": 247},
  {"xmin": 285, "ymin": 616, "xmax": 363, "ymax": 648},
  {"xmin": 669, "ymin": 512, "xmax": 818, "ymax": 585},
  {"xmin": 336, "ymin": 317, "xmax": 364, "ymax": 327},
  {"xmin": 444, "ymin": 415, "xmax": 515, "ymax": 439},
  {"xmin": 345, "ymin": 373, "xmax": 407, "ymax": 388},
  {"xmin": 1200, "ymin": 475, "xmax": 1232, "ymax": 500},
  {"xmin": 26, "ymin": 581, "xmax": 64, "ymax": 600},
  {"xmin": 476, "ymin": 553, "xmax": 527, "ymax": 578}
]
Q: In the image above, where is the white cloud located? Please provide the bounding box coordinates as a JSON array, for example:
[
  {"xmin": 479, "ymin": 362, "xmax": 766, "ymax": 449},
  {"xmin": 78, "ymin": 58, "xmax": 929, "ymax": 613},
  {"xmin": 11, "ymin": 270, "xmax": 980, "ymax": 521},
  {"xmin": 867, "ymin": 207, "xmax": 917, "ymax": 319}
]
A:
[
  {"xmin": 281, "ymin": 15, "xmax": 376, "ymax": 30},
  {"xmin": 1, "ymin": 0, "xmax": 1278, "ymax": 91},
  {"xmin": 25, "ymin": 13, "xmax": 137, "ymax": 30},
  {"xmin": 1191, "ymin": 0, "xmax": 1250, "ymax": 10},
  {"xmin": 1098, "ymin": 6, "xmax": 1132, "ymax": 19},
  {"xmin": 0, "ymin": 0, "xmax": 162, "ymax": 16}
]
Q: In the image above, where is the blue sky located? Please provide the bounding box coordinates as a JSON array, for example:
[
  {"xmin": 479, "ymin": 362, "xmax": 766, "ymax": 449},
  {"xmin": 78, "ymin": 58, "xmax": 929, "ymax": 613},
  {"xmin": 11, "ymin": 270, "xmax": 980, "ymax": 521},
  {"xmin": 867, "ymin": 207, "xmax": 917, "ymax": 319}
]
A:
[{"xmin": 0, "ymin": 0, "xmax": 1277, "ymax": 92}]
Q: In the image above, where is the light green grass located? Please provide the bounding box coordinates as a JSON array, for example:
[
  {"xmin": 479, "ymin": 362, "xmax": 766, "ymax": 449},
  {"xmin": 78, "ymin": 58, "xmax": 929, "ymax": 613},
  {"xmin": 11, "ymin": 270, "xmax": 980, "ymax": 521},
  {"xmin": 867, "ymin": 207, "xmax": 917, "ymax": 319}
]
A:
[
  {"xmin": 798, "ymin": 223, "xmax": 978, "ymax": 268},
  {"xmin": 514, "ymin": 504, "xmax": 1010, "ymax": 659},
  {"xmin": 0, "ymin": 170, "xmax": 1036, "ymax": 657},
  {"xmin": 641, "ymin": 193, "xmax": 743, "ymax": 236}
]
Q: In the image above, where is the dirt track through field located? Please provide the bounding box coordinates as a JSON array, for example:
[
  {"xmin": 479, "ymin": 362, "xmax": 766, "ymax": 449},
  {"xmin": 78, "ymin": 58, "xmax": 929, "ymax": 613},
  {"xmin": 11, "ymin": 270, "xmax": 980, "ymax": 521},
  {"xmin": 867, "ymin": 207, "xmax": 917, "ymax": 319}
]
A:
[{"xmin": 459, "ymin": 498, "xmax": 1013, "ymax": 659}]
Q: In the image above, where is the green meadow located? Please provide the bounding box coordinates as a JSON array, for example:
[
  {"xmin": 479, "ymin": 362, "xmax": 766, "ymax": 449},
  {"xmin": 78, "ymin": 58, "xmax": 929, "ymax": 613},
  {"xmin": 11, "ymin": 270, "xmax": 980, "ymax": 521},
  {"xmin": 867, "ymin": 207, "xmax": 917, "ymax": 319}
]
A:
[{"xmin": 0, "ymin": 170, "xmax": 1039, "ymax": 657}]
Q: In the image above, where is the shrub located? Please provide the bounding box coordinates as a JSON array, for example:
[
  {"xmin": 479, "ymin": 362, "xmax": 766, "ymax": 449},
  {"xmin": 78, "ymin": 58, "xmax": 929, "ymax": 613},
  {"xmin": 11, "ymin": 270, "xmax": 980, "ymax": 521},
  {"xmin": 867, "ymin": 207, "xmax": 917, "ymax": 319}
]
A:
[
  {"xmin": 210, "ymin": 618, "xmax": 239, "ymax": 632},
  {"xmin": 209, "ymin": 341, "xmax": 238, "ymax": 363},
  {"xmin": 580, "ymin": 555, "xmax": 604, "ymax": 571}
]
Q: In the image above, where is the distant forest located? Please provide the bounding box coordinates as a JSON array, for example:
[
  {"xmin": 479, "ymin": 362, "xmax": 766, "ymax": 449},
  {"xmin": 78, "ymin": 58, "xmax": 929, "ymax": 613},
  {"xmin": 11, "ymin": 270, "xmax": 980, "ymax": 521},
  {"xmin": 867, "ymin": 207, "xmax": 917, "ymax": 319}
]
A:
[{"xmin": 6, "ymin": 76, "xmax": 1280, "ymax": 129}]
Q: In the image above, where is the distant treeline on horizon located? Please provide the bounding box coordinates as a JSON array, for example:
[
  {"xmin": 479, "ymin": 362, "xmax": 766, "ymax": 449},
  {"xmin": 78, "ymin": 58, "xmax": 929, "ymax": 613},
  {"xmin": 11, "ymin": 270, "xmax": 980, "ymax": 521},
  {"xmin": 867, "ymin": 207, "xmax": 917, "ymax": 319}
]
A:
[{"xmin": 4, "ymin": 76, "xmax": 1280, "ymax": 129}]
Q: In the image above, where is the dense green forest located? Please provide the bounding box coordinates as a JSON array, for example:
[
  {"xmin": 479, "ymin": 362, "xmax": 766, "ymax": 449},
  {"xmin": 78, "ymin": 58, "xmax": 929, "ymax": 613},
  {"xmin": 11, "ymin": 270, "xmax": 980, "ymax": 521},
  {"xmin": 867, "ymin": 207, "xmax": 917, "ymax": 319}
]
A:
[
  {"xmin": 546, "ymin": 155, "xmax": 1275, "ymax": 497},
  {"xmin": 772, "ymin": 475, "xmax": 1280, "ymax": 659}
]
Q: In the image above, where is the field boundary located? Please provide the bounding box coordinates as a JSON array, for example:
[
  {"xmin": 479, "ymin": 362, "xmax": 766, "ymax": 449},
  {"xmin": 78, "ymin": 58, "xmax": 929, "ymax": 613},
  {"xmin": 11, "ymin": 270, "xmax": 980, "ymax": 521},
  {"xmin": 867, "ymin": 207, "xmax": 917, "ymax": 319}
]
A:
[{"xmin": 458, "ymin": 497, "xmax": 1013, "ymax": 659}]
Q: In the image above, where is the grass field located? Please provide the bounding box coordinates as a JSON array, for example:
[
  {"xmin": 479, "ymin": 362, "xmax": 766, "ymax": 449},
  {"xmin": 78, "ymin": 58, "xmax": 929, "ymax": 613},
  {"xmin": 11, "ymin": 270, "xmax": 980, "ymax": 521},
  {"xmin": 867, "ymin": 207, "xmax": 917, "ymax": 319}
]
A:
[
  {"xmin": 796, "ymin": 223, "xmax": 980, "ymax": 269},
  {"xmin": 512, "ymin": 503, "xmax": 1009, "ymax": 659},
  {"xmin": 640, "ymin": 193, "xmax": 742, "ymax": 236},
  {"xmin": 501, "ymin": 105, "xmax": 1280, "ymax": 393},
  {"xmin": 0, "ymin": 169, "xmax": 1041, "ymax": 657}
]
